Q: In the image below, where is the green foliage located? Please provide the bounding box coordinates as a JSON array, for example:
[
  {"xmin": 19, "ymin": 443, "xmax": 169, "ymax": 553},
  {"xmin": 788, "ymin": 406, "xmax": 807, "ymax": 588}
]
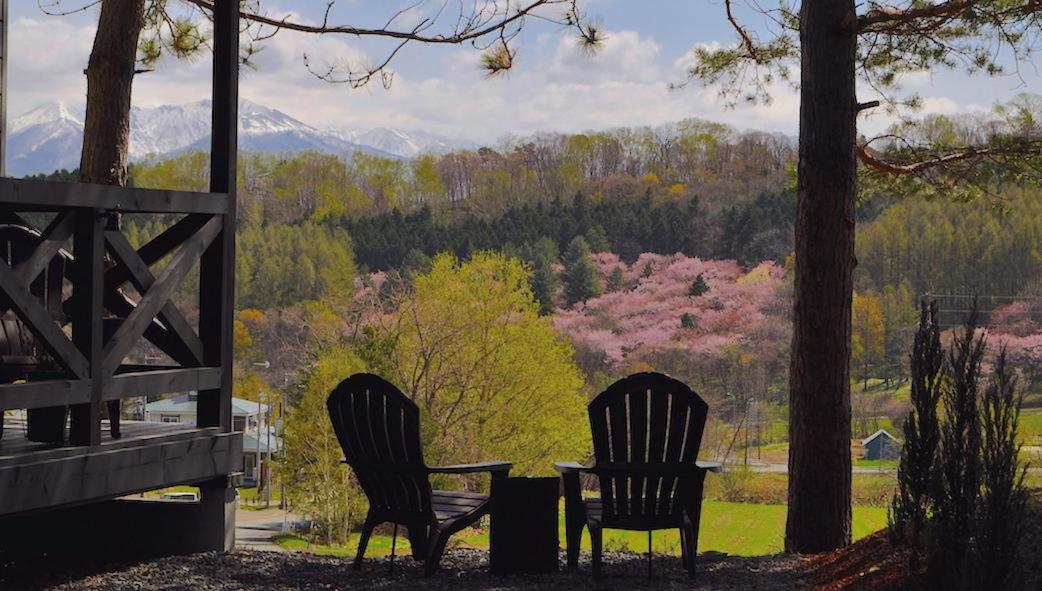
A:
[
  {"xmin": 371, "ymin": 252, "xmax": 590, "ymax": 476},
  {"xmin": 689, "ymin": 274, "xmax": 710, "ymax": 297},
  {"xmin": 857, "ymin": 187, "xmax": 1042, "ymax": 299},
  {"xmin": 562, "ymin": 236, "xmax": 602, "ymax": 306},
  {"xmin": 524, "ymin": 237, "xmax": 561, "ymax": 315},
  {"xmin": 680, "ymin": 313, "xmax": 697, "ymax": 330},
  {"xmin": 236, "ymin": 223, "xmax": 356, "ymax": 309},
  {"xmin": 606, "ymin": 266, "xmax": 626, "ymax": 292},
  {"xmin": 978, "ymin": 349, "xmax": 1029, "ymax": 589},
  {"xmin": 279, "ymin": 346, "xmax": 368, "ymax": 545},
  {"xmin": 930, "ymin": 310, "xmax": 986, "ymax": 589},
  {"xmin": 852, "ymin": 292, "xmax": 886, "ymax": 382},
  {"xmin": 891, "ymin": 302, "xmax": 943, "ymax": 549}
]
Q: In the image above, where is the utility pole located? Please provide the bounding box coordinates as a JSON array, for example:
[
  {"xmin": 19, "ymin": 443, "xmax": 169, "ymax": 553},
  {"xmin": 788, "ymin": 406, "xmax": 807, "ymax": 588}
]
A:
[
  {"xmin": 255, "ymin": 395, "xmax": 263, "ymax": 496},
  {"xmin": 743, "ymin": 397, "xmax": 750, "ymax": 466},
  {"xmin": 265, "ymin": 391, "xmax": 272, "ymax": 509}
]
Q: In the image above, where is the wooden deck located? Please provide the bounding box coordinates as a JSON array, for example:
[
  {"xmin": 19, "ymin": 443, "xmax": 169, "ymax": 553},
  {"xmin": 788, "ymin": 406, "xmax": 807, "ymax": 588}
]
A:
[{"xmin": 0, "ymin": 419, "xmax": 241, "ymax": 517}]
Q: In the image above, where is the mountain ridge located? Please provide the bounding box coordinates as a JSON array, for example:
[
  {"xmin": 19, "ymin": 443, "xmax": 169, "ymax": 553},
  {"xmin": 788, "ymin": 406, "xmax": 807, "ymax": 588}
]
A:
[{"xmin": 8, "ymin": 99, "xmax": 477, "ymax": 176}]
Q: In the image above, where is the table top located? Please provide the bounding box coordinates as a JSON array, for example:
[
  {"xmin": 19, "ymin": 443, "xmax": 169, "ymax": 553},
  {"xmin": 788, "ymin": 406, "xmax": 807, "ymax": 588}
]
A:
[{"xmin": 553, "ymin": 460, "xmax": 724, "ymax": 473}]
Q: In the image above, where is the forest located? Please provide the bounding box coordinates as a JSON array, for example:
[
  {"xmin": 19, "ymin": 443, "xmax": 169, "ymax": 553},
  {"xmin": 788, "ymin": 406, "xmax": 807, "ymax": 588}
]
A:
[{"xmin": 37, "ymin": 114, "xmax": 1042, "ymax": 542}]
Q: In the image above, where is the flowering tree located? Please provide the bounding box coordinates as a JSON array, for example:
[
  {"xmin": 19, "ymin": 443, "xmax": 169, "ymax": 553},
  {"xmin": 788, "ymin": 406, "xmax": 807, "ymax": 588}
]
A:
[{"xmin": 554, "ymin": 252, "xmax": 790, "ymax": 456}]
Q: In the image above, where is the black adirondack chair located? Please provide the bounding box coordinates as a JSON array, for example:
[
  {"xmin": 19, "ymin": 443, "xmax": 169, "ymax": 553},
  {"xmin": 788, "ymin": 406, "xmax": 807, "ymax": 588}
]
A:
[
  {"xmin": 327, "ymin": 373, "xmax": 512, "ymax": 576},
  {"xmin": 555, "ymin": 372, "xmax": 720, "ymax": 579}
]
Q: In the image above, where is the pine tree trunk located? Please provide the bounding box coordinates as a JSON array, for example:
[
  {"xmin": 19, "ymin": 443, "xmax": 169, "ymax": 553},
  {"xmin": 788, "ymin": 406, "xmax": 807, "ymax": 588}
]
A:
[
  {"xmin": 785, "ymin": 0, "xmax": 857, "ymax": 553},
  {"xmin": 78, "ymin": 0, "xmax": 147, "ymax": 186}
]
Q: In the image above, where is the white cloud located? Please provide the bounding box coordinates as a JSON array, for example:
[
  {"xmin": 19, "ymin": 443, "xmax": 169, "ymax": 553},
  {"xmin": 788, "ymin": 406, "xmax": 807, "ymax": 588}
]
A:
[
  {"xmin": 7, "ymin": 14, "xmax": 1008, "ymax": 148},
  {"xmin": 8, "ymin": 17, "xmax": 93, "ymax": 115}
]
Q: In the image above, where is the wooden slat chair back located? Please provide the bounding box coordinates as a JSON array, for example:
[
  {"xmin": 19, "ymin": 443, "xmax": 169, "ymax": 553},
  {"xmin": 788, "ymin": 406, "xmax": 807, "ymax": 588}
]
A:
[
  {"xmin": 327, "ymin": 373, "xmax": 432, "ymax": 521},
  {"xmin": 327, "ymin": 373, "xmax": 511, "ymax": 576},
  {"xmin": 556, "ymin": 372, "xmax": 716, "ymax": 579},
  {"xmin": 588, "ymin": 372, "xmax": 708, "ymax": 529}
]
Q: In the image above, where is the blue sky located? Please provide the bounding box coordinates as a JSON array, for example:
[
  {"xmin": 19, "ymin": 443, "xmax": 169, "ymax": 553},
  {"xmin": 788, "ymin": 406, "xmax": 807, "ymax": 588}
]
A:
[{"xmin": 10, "ymin": 1, "xmax": 1042, "ymax": 142}]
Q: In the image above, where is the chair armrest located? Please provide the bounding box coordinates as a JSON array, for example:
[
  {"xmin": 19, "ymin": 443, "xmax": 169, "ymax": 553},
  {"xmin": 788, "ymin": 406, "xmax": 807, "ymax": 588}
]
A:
[
  {"xmin": 554, "ymin": 461, "xmax": 589, "ymax": 474},
  {"xmin": 697, "ymin": 461, "xmax": 723, "ymax": 473},
  {"xmin": 428, "ymin": 461, "xmax": 512, "ymax": 475}
]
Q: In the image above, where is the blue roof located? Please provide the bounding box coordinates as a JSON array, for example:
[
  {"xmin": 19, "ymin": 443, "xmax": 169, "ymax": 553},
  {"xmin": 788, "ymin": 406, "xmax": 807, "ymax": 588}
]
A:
[{"xmin": 145, "ymin": 393, "xmax": 272, "ymax": 416}]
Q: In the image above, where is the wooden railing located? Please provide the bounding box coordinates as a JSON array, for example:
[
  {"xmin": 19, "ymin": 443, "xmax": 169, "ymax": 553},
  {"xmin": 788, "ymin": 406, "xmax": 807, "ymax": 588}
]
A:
[{"xmin": 0, "ymin": 179, "xmax": 235, "ymax": 446}]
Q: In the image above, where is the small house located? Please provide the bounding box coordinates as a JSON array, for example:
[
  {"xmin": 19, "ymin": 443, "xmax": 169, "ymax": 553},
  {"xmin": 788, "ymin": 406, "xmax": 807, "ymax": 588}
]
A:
[
  {"xmin": 145, "ymin": 393, "xmax": 282, "ymax": 487},
  {"xmin": 862, "ymin": 429, "xmax": 901, "ymax": 460}
]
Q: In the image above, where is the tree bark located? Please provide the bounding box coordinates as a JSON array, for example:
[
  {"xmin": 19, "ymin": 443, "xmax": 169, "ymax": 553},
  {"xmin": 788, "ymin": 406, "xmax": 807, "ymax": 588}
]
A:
[
  {"xmin": 785, "ymin": 0, "xmax": 856, "ymax": 553},
  {"xmin": 79, "ymin": 0, "xmax": 147, "ymax": 186}
]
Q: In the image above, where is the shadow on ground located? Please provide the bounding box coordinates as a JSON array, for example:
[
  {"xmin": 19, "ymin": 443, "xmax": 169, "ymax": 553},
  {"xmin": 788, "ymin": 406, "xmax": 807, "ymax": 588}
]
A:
[{"xmin": 6, "ymin": 548, "xmax": 804, "ymax": 591}]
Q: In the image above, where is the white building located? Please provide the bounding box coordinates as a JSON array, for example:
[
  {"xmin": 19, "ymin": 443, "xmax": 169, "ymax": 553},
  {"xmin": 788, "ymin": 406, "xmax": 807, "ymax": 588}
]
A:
[{"xmin": 145, "ymin": 393, "xmax": 283, "ymax": 486}]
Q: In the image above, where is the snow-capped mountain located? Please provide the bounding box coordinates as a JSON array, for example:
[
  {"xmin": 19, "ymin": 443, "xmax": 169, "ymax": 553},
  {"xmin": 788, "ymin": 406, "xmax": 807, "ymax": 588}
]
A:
[
  {"xmin": 331, "ymin": 127, "xmax": 477, "ymax": 159},
  {"xmin": 6, "ymin": 99, "xmax": 475, "ymax": 176},
  {"xmin": 9, "ymin": 102, "xmax": 86, "ymax": 177}
]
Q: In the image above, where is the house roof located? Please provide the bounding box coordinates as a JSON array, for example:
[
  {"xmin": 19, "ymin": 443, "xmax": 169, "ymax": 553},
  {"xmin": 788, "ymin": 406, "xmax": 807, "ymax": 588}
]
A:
[
  {"xmin": 145, "ymin": 393, "xmax": 272, "ymax": 417},
  {"xmin": 861, "ymin": 429, "xmax": 899, "ymax": 447}
]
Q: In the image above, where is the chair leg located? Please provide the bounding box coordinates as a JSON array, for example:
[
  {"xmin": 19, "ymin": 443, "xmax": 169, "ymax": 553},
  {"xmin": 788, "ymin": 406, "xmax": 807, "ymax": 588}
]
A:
[
  {"xmin": 561, "ymin": 471, "xmax": 585, "ymax": 569},
  {"xmin": 353, "ymin": 515, "xmax": 378, "ymax": 571},
  {"xmin": 107, "ymin": 400, "xmax": 121, "ymax": 439},
  {"xmin": 681, "ymin": 523, "xmax": 699, "ymax": 578},
  {"xmin": 407, "ymin": 522, "xmax": 429, "ymax": 560},
  {"xmin": 647, "ymin": 530, "xmax": 653, "ymax": 579},
  {"xmin": 589, "ymin": 524, "xmax": 604, "ymax": 579},
  {"xmin": 423, "ymin": 528, "xmax": 450, "ymax": 577},
  {"xmin": 565, "ymin": 514, "xmax": 585, "ymax": 569}
]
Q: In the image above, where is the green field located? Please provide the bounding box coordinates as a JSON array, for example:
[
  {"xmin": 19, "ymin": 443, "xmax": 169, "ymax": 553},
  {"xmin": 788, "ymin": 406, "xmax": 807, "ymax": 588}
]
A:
[
  {"xmin": 853, "ymin": 458, "xmax": 898, "ymax": 470},
  {"xmin": 1020, "ymin": 410, "xmax": 1042, "ymax": 445},
  {"xmin": 276, "ymin": 501, "xmax": 888, "ymax": 558}
]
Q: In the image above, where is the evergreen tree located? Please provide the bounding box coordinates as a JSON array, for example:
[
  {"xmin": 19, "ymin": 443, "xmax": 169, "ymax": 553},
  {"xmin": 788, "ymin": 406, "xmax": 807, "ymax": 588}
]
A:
[
  {"xmin": 680, "ymin": 313, "xmax": 697, "ymax": 329},
  {"xmin": 562, "ymin": 236, "xmax": 603, "ymax": 306},
  {"xmin": 890, "ymin": 301, "xmax": 943, "ymax": 550},
  {"xmin": 585, "ymin": 225, "xmax": 610, "ymax": 253},
  {"xmin": 606, "ymin": 266, "xmax": 626, "ymax": 292},
  {"xmin": 528, "ymin": 237, "xmax": 561, "ymax": 315},
  {"xmin": 689, "ymin": 274, "xmax": 710, "ymax": 297}
]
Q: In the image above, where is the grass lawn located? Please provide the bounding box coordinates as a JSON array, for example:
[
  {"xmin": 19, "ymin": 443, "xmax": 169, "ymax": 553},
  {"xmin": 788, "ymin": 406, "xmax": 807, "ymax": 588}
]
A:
[
  {"xmin": 853, "ymin": 458, "xmax": 898, "ymax": 471},
  {"xmin": 276, "ymin": 501, "xmax": 888, "ymax": 559},
  {"xmin": 1020, "ymin": 410, "xmax": 1042, "ymax": 445}
]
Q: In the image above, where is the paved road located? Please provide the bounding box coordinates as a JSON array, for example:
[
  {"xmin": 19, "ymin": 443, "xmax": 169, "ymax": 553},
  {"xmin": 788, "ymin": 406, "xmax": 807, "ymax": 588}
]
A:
[{"xmin": 235, "ymin": 507, "xmax": 300, "ymax": 552}]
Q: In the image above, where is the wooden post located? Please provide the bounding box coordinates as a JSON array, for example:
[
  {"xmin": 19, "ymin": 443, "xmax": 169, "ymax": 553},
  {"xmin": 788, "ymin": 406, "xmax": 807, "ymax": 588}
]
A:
[
  {"xmin": 69, "ymin": 209, "xmax": 106, "ymax": 446},
  {"xmin": 197, "ymin": 0, "xmax": 238, "ymax": 432},
  {"xmin": 0, "ymin": 0, "xmax": 8, "ymax": 177}
]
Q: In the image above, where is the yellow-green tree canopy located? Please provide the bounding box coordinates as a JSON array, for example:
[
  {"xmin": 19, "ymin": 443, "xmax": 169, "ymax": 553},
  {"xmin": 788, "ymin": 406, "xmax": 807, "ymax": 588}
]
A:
[
  {"xmin": 375, "ymin": 251, "xmax": 590, "ymax": 476},
  {"xmin": 279, "ymin": 345, "xmax": 367, "ymax": 544}
]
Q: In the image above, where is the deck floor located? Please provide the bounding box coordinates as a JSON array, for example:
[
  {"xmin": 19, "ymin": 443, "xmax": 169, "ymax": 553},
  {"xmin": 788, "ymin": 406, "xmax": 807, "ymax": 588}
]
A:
[
  {"xmin": 0, "ymin": 418, "xmax": 218, "ymax": 467},
  {"xmin": 0, "ymin": 418, "xmax": 241, "ymax": 516}
]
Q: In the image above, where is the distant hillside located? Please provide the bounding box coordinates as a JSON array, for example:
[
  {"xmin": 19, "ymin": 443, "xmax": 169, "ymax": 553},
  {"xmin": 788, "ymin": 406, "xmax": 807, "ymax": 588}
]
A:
[{"xmin": 6, "ymin": 99, "xmax": 475, "ymax": 176}]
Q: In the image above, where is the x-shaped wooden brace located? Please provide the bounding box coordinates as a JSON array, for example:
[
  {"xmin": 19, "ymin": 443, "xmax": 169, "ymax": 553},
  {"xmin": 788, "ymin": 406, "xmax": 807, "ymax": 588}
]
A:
[
  {"xmin": 0, "ymin": 211, "xmax": 88, "ymax": 379},
  {"xmin": 100, "ymin": 215, "xmax": 222, "ymax": 377}
]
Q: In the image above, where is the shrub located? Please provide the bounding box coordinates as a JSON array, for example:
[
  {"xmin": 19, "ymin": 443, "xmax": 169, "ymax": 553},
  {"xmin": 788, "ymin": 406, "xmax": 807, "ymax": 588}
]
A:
[
  {"xmin": 716, "ymin": 464, "xmax": 755, "ymax": 502},
  {"xmin": 977, "ymin": 349, "xmax": 1029, "ymax": 589},
  {"xmin": 890, "ymin": 301, "xmax": 943, "ymax": 549}
]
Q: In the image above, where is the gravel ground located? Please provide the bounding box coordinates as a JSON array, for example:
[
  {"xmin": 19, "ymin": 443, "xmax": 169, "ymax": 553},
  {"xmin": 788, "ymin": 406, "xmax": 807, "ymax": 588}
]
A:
[{"xmin": 10, "ymin": 549, "xmax": 807, "ymax": 591}]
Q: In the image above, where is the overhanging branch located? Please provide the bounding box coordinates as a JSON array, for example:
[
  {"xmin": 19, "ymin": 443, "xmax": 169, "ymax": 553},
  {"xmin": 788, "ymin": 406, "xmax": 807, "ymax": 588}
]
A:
[{"xmin": 857, "ymin": 140, "xmax": 1042, "ymax": 174}]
